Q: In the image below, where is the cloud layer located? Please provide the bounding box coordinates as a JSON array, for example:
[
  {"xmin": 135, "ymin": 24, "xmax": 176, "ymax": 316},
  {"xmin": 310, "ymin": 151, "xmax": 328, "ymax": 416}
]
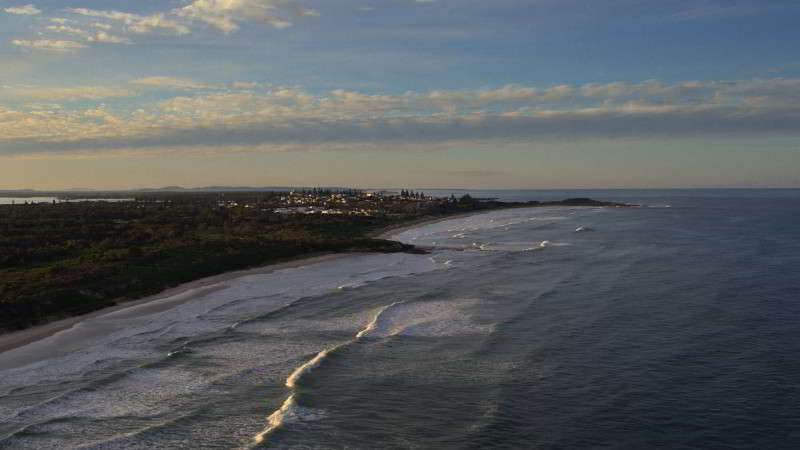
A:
[
  {"xmin": 5, "ymin": 1, "xmax": 318, "ymax": 50},
  {"xmin": 1, "ymin": 78, "xmax": 798, "ymax": 157}
]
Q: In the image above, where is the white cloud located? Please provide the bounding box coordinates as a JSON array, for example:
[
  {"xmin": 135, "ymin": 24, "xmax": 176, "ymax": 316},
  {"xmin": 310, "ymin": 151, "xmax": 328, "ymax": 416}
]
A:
[
  {"xmin": 419, "ymin": 84, "xmax": 573, "ymax": 108},
  {"xmin": 45, "ymin": 25, "xmax": 87, "ymax": 35},
  {"xmin": 4, "ymin": 4, "xmax": 41, "ymax": 15},
  {"xmin": 232, "ymin": 81, "xmax": 270, "ymax": 89},
  {"xmin": 132, "ymin": 76, "xmax": 217, "ymax": 90},
  {"xmin": 176, "ymin": 0, "xmax": 318, "ymax": 33},
  {"xmin": 88, "ymin": 31, "xmax": 132, "ymax": 44},
  {"xmin": 45, "ymin": 25, "xmax": 132, "ymax": 45},
  {"xmin": 69, "ymin": 8, "xmax": 190, "ymax": 35},
  {"xmin": 11, "ymin": 39, "xmax": 87, "ymax": 51}
]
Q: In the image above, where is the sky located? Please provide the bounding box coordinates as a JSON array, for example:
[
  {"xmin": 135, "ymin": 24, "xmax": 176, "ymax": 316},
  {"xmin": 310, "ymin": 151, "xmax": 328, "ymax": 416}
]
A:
[{"xmin": 1, "ymin": 0, "xmax": 799, "ymax": 190}]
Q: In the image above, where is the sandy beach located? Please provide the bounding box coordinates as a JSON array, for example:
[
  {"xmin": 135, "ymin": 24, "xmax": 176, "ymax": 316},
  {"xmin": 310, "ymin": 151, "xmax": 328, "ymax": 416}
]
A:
[
  {"xmin": 0, "ymin": 211, "xmax": 494, "ymax": 369},
  {"xmin": 372, "ymin": 212, "xmax": 486, "ymax": 240},
  {"xmin": 0, "ymin": 253, "xmax": 354, "ymax": 369}
]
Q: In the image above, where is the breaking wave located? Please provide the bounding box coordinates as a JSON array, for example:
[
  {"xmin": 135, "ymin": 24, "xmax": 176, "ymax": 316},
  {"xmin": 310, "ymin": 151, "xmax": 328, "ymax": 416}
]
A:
[{"xmin": 255, "ymin": 298, "xmax": 491, "ymax": 443}]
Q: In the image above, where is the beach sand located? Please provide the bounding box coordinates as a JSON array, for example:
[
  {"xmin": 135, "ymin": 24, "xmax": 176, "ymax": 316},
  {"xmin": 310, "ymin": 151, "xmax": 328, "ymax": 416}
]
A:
[
  {"xmin": 0, "ymin": 253, "xmax": 353, "ymax": 369},
  {"xmin": 372, "ymin": 212, "xmax": 481, "ymax": 240},
  {"xmin": 0, "ymin": 211, "xmax": 495, "ymax": 369}
]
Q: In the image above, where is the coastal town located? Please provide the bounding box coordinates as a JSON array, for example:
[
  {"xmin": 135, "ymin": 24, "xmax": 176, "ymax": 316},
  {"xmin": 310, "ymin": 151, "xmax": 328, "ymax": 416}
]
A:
[
  {"xmin": 221, "ymin": 189, "xmax": 453, "ymax": 216},
  {"xmin": 2, "ymin": 188, "xmax": 472, "ymax": 216}
]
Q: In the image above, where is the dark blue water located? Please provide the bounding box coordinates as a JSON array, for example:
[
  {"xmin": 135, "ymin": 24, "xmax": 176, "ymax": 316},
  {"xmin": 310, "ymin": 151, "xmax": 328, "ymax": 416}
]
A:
[{"xmin": 1, "ymin": 189, "xmax": 799, "ymax": 449}]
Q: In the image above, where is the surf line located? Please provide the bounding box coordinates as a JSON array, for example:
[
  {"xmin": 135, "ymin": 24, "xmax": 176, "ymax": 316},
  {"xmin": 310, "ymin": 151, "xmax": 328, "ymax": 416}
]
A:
[{"xmin": 253, "ymin": 301, "xmax": 403, "ymax": 444}]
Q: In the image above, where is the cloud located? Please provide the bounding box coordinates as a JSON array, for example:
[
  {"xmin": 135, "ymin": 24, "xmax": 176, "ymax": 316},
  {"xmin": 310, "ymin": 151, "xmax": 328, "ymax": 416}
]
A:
[
  {"xmin": 45, "ymin": 25, "xmax": 86, "ymax": 35},
  {"xmin": 176, "ymin": 0, "xmax": 319, "ymax": 33},
  {"xmin": 1, "ymin": 78, "xmax": 799, "ymax": 157},
  {"xmin": 9, "ymin": 0, "xmax": 317, "ymax": 51},
  {"xmin": 87, "ymin": 31, "xmax": 132, "ymax": 44},
  {"xmin": 232, "ymin": 81, "xmax": 271, "ymax": 89},
  {"xmin": 132, "ymin": 76, "xmax": 217, "ymax": 90},
  {"xmin": 69, "ymin": 8, "xmax": 190, "ymax": 35},
  {"xmin": 44, "ymin": 25, "xmax": 132, "ymax": 44},
  {"xmin": 4, "ymin": 4, "xmax": 40, "ymax": 15},
  {"xmin": 49, "ymin": 17, "xmax": 75, "ymax": 24},
  {"xmin": 11, "ymin": 39, "xmax": 87, "ymax": 51},
  {"xmin": 0, "ymin": 85, "xmax": 133, "ymax": 100},
  {"xmin": 419, "ymin": 84, "xmax": 574, "ymax": 108}
]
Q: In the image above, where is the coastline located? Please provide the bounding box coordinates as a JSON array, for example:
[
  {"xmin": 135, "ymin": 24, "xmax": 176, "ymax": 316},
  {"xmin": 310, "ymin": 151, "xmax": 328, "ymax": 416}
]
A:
[
  {"xmin": 0, "ymin": 207, "xmax": 508, "ymax": 365},
  {"xmin": 371, "ymin": 211, "xmax": 490, "ymax": 240},
  {"xmin": 0, "ymin": 253, "xmax": 353, "ymax": 366}
]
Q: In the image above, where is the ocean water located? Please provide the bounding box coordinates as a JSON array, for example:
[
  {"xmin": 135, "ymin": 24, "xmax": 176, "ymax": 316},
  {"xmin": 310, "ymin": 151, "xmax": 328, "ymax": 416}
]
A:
[{"xmin": 1, "ymin": 189, "xmax": 799, "ymax": 449}]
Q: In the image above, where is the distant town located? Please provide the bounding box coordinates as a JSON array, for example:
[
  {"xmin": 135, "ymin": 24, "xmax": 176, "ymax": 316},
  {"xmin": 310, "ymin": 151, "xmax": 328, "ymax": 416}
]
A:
[{"xmin": 0, "ymin": 188, "xmax": 482, "ymax": 217}]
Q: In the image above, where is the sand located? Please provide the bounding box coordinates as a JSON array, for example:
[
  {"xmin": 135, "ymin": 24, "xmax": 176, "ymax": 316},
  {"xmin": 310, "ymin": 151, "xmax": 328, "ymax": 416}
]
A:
[
  {"xmin": 0, "ymin": 253, "xmax": 353, "ymax": 369},
  {"xmin": 0, "ymin": 210, "xmax": 496, "ymax": 368}
]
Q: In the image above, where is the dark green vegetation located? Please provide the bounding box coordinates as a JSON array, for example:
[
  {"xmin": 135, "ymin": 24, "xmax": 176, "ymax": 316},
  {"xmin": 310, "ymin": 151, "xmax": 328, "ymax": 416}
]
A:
[{"xmin": 0, "ymin": 191, "xmax": 628, "ymax": 332}]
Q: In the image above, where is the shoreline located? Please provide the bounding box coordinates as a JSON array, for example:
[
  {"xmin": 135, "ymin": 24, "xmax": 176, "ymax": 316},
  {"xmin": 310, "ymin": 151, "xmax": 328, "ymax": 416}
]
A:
[
  {"xmin": 0, "ymin": 207, "xmax": 512, "ymax": 364},
  {"xmin": 372, "ymin": 212, "xmax": 487, "ymax": 240},
  {"xmin": 0, "ymin": 253, "xmax": 353, "ymax": 364}
]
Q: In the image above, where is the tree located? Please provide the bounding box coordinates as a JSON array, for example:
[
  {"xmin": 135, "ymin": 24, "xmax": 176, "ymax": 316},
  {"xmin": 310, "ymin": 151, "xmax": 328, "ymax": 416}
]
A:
[{"xmin": 459, "ymin": 194, "xmax": 474, "ymax": 204}]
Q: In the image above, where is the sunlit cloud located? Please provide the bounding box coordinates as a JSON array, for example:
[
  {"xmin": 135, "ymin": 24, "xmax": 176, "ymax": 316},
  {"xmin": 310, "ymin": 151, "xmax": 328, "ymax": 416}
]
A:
[
  {"xmin": 1, "ymin": 78, "xmax": 799, "ymax": 158},
  {"xmin": 0, "ymin": 85, "xmax": 133, "ymax": 100},
  {"xmin": 176, "ymin": 0, "xmax": 318, "ymax": 33},
  {"xmin": 11, "ymin": 39, "xmax": 87, "ymax": 51},
  {"xmin": 43, "ymin": 25, "xmax": 132, "ymax": 44},
  {"xmin": 68, "ymin": 8, "xmax": 190, "ymax": 35},
  {"xmin": 4, "ymin": 4, "xmax": 41, "ymax": 15},
  {"xmin": 132, "ymin": 76, "xmax": 218, "ymax": 90}
]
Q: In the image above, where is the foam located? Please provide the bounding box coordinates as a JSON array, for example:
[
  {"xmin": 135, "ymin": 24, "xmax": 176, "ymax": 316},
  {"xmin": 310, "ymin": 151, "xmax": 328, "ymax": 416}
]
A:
[
  {"xmin": 357, "ymin": 302, "xmax": 403, "ymax": 339},
  {"xmin": 253, "ymin": 394, "xmax": 326, "ymax": 444},
  {"xmin": 252, "ymin": 298, "xmax": 492, "ymax": 444},
  {"xmin": 286, "ymin": 348, "xmax": 336, "ymax": 388},
  {"xmin": 284, "ymin": 302, "xmax": 403, "ymax": 389},
  {"xmin": 358, "ymin": 299, "xmax": 493, "ymax": 339},
  {"xmin": 391, "ymin": 206, "xmax": 600, "ymax": 253}
]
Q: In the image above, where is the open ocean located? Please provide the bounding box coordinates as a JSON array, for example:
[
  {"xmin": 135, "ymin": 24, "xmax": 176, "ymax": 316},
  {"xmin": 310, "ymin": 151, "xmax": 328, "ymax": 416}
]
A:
[{"xmin": 1, "ymin": 189, "xmax": 799, "ymax": 449}]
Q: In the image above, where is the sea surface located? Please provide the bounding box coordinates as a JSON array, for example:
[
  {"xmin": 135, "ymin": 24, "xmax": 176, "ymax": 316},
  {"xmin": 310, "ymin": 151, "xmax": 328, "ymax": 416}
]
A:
[{"xmin": 1, "ymin": 189, "xmax": 799, "ymax": 449}]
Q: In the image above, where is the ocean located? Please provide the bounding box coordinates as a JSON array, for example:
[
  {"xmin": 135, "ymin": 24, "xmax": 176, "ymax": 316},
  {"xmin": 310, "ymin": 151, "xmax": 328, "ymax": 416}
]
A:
[{"xmin": 1, "ymin": 189, "xmax": 799, "ymax": 449}]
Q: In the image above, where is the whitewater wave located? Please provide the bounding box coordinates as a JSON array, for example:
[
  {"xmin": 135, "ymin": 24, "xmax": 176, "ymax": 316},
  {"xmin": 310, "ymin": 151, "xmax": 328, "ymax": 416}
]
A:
[
  {"xmin": 253, "ymin": 394, "xmax": 326, "ymax": 444},
  {"xmin": 256, "ymin": 298, "xmax": 492, "ymax": 442},
  {"xmin": 285, "ymin": 348, "xmax": 335, "ymax": 389},
  {"xmin": 361, "ymin": 299, "xmax": 493, "ymax": 338},
  {"xmin": 285, "ymin": 302, "xmax": 403, "ymax": 389},
  {"xmin": 256, "ymin": 302, "xmax": 404, "ymax": 442}
]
